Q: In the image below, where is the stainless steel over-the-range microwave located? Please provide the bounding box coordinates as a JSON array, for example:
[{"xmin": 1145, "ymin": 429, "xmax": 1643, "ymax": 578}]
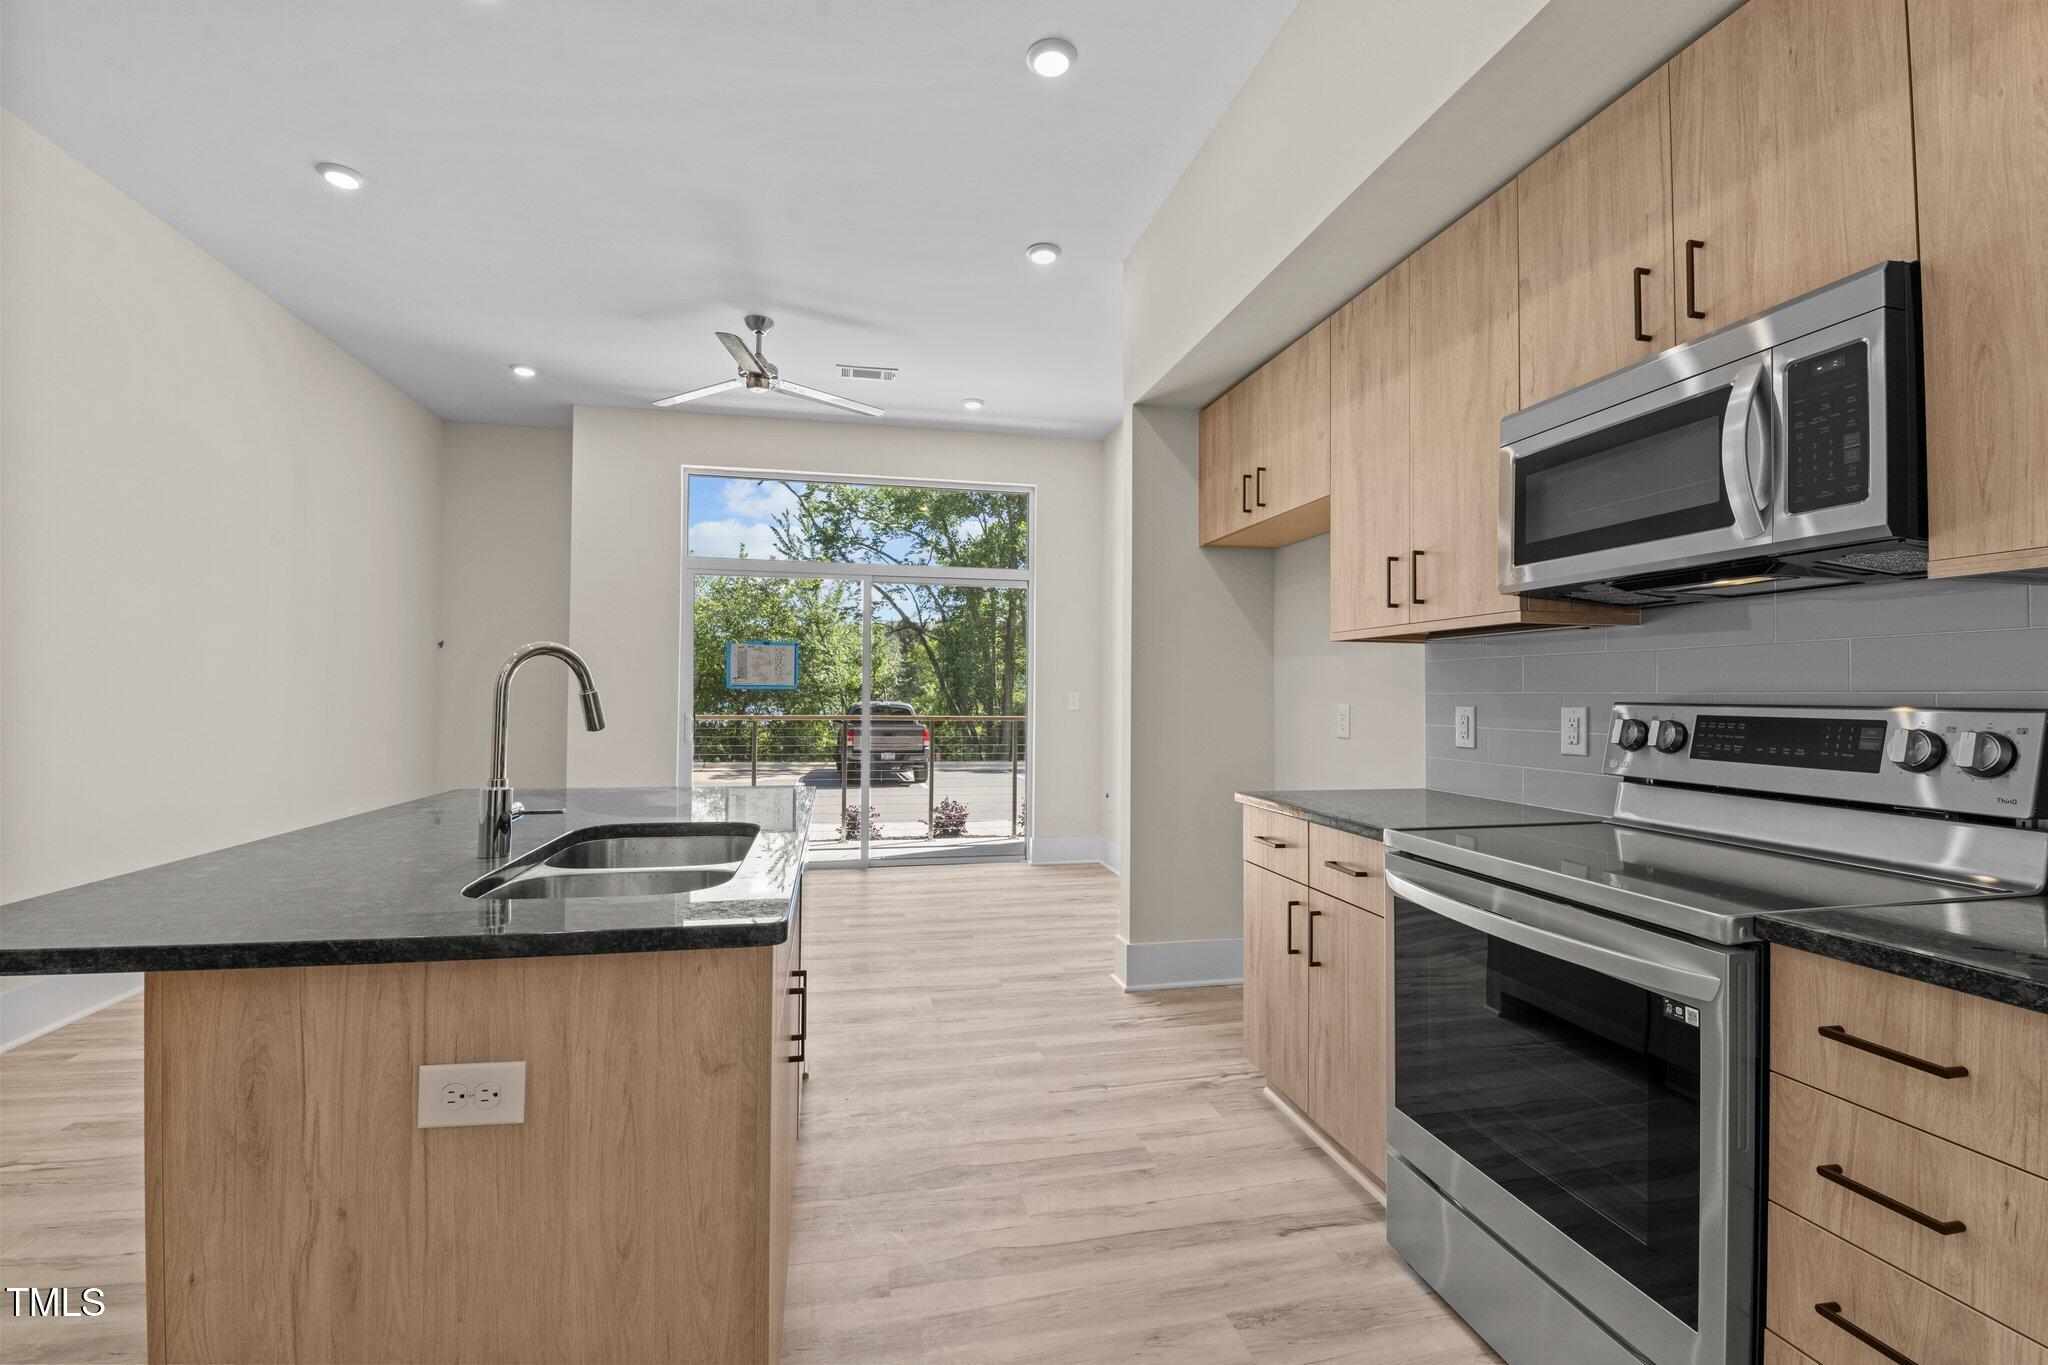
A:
[{"xmin": 1500, "ymin": 262, "xmax": 1925, "ymax": 606}]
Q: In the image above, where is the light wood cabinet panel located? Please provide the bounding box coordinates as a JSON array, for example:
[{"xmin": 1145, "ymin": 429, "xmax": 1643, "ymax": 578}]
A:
[
  {"xmin": 1770, "ymin": 946, "xmax": 2048, "ymax": 1178},
  {"xmin": 1241, "ymin": 805, "xmax": 1309, "ymax": 884},
  {"xmin": 1771, "ymin": 1073, "xmax": 2048, "ymax": 1345},
  {"xmin": 1243, "ymin": 863, "xmax": 1310, "ymax": 1107},
  {"xmin": 1201, "ymin": 324, "xmax": 1333, "ymax": 549},
  {"xmin": 1668, "ymin": 0, "xmax": 1917, "ymax": 342},
  {"xmin": 1308, "ymin": 821, "xmax": 1385, "ymax": 911},
  {"xmin": 1767, "ymin": 1205, "xmax": 2048, "ymax": 1365},
  {"xmin": 1406, "ymin": 187, "xmax": 1525, "ymax": 626},
  {"xmin": 1911, "ymin": 0, "xmax": 2048, "ymax": 576},
  {"xmin": 1517, "ymin": 68, "xmax": 1676, "ymax": 405},
  {"xmin": 1198, "ymin": 381, "xmax": 1248, "ymax": 546},
  {"xmin": 1763, "ymin": 1332, "xmax": 1818, "ymax": 1365},
  {"xmin": 1329, "ymin": 264, "xmax": 1413, "ymax": 635},
  {"xmin": 1306, "ymin": 889, "xmax": 1386, "ymax": 1181}
]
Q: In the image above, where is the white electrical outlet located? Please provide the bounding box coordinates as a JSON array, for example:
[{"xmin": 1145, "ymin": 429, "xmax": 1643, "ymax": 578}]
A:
[
  {"xmin": 419, "ymin": 1061, "xmax": 526, "ymax": 1128},
  {"xmin": 1561, "ymin": 706, "xmax": 1589, "ymax": 756},
  {"xmin": 1067, "ymin": 691, "xmax": 1080, "ymax": 711},
  {"xmin": 1336, "ymin": 703, "xmax": 1351, "ymax": 739},
  {"xmin": 1454, "ymin": 706, "xmax": 1477, "ymax": 749}
]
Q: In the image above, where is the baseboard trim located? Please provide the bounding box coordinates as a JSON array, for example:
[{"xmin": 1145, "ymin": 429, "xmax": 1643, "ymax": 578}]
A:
[
  {"xmin": 1263, "ymin": 1086, "xmax": 1387, "ymax": 1207},
  {"xmin": 1028, "ymin": 835, "xmax": 1121, "ymax": 872},
  {"xmin": 1113, "ymin": 935, "xmax": 1242, "ymax": 990},
  {"xmin": 0, "ymin": 974, "xmax": 143, "ymax": 1053}
]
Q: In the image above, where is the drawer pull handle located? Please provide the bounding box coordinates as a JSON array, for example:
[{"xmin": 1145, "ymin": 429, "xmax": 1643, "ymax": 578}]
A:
[
  {"xmin": 1817, "ymin": 1024, "xmax": 1969, "ymax": 1079},
  {"xmin": 1253, "ymin": 835, "xmax": 1291, "ymax": 849},
  {"xmin": 1285, "ymin": 900, "xmax": 1302, "ymax": 956},
  {"xmin": 1814, "ymin": 1302, "xmax": 1917, "ymax": 1365},
  {"xmin": 1322, "ymin": 860, "xmax": 1374, "ymax": 879},
  {"xmin": 1815, "ymin": 1164, "xmax": 1965, "ymax": 1236}
]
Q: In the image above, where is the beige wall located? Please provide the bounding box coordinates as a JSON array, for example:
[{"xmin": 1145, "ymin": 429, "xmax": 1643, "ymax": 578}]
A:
[
  {"xmin": 1099, "ymin": 422, "xmax": 1132, "ymax": 879},
  {"xmin": 564, "ymin": 406, "xmax": 1109, "ymax": 852},
  {"xmin": 0, "ymin": 108, "xmax": 446, "ymax": 903},
  {"xmin": 1271, "ymin": 537, "xmax": 1425, "ymax": 789},
  {"xmin": 434, "ymin": 423, "xmax": 574, "ymax": 792}
]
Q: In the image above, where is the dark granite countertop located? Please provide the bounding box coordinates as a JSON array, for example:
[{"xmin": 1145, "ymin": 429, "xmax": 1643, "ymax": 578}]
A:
[
  {"xmin": 1236, "ymin": 787, "xmax": 1592, "ymax": 842},
  {"xmin": 0, "ymin": 785, "xmax": 811, "ymax": 974},
  {"xmin": 1756, "ymin": 899, "xmax": 2048, "ymax": 1015}
]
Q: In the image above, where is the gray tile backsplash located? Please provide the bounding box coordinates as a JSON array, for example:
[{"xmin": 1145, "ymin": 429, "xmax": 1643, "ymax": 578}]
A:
[{"xmin": 1424, "ymin": 577, "xmax": 2048, "ymax": 815}]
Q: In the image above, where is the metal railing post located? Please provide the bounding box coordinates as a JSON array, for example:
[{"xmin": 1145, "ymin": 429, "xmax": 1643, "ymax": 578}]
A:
[
  {"xmin": 927, "ymin": 724, "xmax": 937, "ymax": 834},
  {"xmin": 1009, "ymin": 719, "xmax": 1019, "ymax": 838},
  {"xmin": 749, "ymin": 716, "xmax": 759, "ymax": 786}
]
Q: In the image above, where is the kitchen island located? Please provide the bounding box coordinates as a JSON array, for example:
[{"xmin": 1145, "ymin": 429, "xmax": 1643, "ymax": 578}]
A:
[{"xmin": 0, "ymin": 785, "xmax": 811, "ymax": 1365}]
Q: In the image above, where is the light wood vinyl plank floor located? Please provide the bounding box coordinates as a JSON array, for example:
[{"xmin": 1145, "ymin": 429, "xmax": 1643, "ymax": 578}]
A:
[{"xmin": 0, "ymin": 861, "xmax": 1494, "ymax": 1364}]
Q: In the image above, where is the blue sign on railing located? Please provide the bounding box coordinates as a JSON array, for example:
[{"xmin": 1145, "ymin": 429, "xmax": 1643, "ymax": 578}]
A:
[{"xmin": 725, "ymin": 640, "xmax": 799, "ymax": 691}]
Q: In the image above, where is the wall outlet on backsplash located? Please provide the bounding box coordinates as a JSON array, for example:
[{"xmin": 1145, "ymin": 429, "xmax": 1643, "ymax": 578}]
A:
[
  {"xmin": 1454, "ymin": 706, "xmax": 1477, "ymax": 749},
  {"xmin": 1560, "ymin": 707, "xmax": 1588, "ymax": 756}
]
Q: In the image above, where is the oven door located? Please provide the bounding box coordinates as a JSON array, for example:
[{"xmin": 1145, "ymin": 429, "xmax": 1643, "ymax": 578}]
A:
[
  {"xmin": 1501, "ymin": 352, "xmax": 1772, "ymax": 598},
  {"xmin": 1386, "ymin": 854, "xmax": 1757, "ymax": 1365}
]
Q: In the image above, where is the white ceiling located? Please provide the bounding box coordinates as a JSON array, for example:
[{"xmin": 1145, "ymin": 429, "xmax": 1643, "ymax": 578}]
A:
[{"xmin": 0, "ymin": 0, "xmax": 1296, "ymax": 436}]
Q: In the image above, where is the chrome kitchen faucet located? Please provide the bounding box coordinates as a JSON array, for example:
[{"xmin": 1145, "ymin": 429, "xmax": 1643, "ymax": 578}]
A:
[{"xmin": 479, "ymin": 642, "xmax": 605, "ymax": 860}]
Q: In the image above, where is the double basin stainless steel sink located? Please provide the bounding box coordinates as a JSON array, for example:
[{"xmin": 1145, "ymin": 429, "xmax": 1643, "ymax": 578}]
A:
[{"xmin": 463, "ymin": 823, "xmax": 759, "ymax": 901}]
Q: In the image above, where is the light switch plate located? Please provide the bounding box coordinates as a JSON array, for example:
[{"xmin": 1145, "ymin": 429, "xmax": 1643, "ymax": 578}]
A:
[
  {"xmin": 1336, "ymin": 703, "xmax": 1351, "ymax": 739},
  {"xmin": 1560, "ymin": 706, "xmax": 1588, "ymax": 756},
  {"xmin": 1067, "ymin": 691, "xmax": 1080, "ymax": 711},
  {"xmin": 419, "ymin": 1061, "xmax": 526, "ymax": 1128},
  {"xmin": 1454, "ymin": 706, "xmax": 1477, "ymax": 749}
]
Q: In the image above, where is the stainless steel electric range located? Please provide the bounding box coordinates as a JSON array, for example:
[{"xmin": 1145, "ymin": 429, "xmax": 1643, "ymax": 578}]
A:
[{"xmin": 1384, "ymin": 703, "xmax": 2048, "ymax": 1365}]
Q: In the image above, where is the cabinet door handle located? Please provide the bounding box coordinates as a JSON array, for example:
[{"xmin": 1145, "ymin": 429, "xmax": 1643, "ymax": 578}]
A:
[
  {"xmin": 1632, "ymin": 266, "xmax": 1653, "ymax": 342},
  {"xmin": 1814, "ymin": 1302, "xmax": 1917, "ymax": 1365},
  {"xmin": 1410, "ymin": 549, "xmax": 1426, "ymax": 606},
  {"xmin": 1684, "ymin": 239, "xmax": 1707, "ymax": 320},
  {"xmin": 1385, "ymin": 556, "xmax": 1400, "ymax": 610},
  {"xmin": 1253, "ymin": 835, "xmax": 1291, "ymax": 849},
  {"xmin": 1817, "ymin": 1024, "xmax": 1969, "ymax": 1079},
  {"xmin": 1285, "ymin": 900, "xmax": 1302, "ymax": 956},
  {"xmin": 1307, "ymin": 908, "xmax": 1323, "ymax": 967},
  {"xmin": 1815, "ymin": 1164, "xmax": 1965, "ymax": 1236},
  {"xmin": 1323, "ymin": 860, "xmax": 1373, "ymax": 879},
  {"xmin": 1242, "ymin": 473, "xmax": 1252, "ymax": 514},
  {"xmin": 788, "ymin": 967, "xmax": 808, "ymax": 1062},
  {"xmin": 1255, "ymin": 465, "xmax": 1268, "ymax": 507}
]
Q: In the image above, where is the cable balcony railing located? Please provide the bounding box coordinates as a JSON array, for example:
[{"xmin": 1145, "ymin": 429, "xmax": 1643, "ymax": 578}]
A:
[{"xmin": 691, "ymin": 714, "xmax": 1028, "ymax": 840}]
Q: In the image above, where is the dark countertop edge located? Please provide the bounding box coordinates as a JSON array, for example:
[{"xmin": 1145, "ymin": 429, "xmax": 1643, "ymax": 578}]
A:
[
  {"xmin": 1236, "ymin": 792, "xmax": 1391, "ymax": 841},
  {"xmin": 0, "ymin": 915, "xmax": 793, "ymax": 976},
  {"xmin": 1234, "ymin": 789, "xmax": 1583, "ymax": 842},
  {"xmin": 1755, "ymin": 916, "xmax": 2048, "ymax": 1016}
]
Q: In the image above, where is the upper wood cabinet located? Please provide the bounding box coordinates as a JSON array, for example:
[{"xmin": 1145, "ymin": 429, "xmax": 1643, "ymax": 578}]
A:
[
  {"xmin": 1198, "ymin": 320, "xmax": 1331, "ymax": 547},
  {"xmin": 1330, "ymin": 265, "xmax": 1412, "ymax": 636},
  {"xmin": 1667, "ymin": 0, "xmax": 1917, "ymax": 341},
  {"xmin": 1911, "ymin": 0, "xmax": 2048, "ymax": 577},
  {"xmin": 1517, "ymin": 68, "xmax": 1676, "ymax": 406}
]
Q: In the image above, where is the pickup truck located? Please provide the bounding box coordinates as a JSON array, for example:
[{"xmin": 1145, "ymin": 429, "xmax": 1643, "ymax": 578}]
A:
[{"xmin": 837, "ymin": 701, "xmax": 931, "ymax": 783}]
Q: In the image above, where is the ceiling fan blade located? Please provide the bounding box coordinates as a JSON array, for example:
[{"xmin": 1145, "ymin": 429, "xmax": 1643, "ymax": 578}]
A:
[
  {"xmin": 715, "ymin": 332, "xmax": 773, "ymax": 379},
  {"xmin": 652, "ymin": 378, "xmax": 745, "ymax": 407},
  {"xmin": 772, "ymin": 379, "xmax": 883, "ymax": 418}
]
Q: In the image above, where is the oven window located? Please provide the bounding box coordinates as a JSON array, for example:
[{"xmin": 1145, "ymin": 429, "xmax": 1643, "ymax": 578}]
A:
[
  {"xmin": 1395, "ymin": 899, "xmax": 1701, "ymax": 1328},
  {"xmin": 1515, "ymin": 387, "xmax": 1734, "ymax": 564}
]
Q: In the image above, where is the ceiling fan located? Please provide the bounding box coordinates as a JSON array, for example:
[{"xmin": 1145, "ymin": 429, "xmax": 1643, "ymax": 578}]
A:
[{"xmin": 653, "ymin": 314, "xmax": 883, "ymax": 417}]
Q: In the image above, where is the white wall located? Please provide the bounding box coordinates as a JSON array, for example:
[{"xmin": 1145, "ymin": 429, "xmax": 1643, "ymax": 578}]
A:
[
  {"xmin": 0, "ymin": 108, "xmax": 446, "ymax": 904},
  {"xmin": 1099, "ymin": 422, "xmax": 1133, "ymax": 879},
  {"xmin": 435, "ymin": 423, "xmax": 574, "ymax": 792},
  {"xmin": 563, "ymin": 406, "xmax": 1108, "ymax": 854},
  {"xmin": 1271, "ymin": 537, "xmax": 1425, "ymax": 789}
]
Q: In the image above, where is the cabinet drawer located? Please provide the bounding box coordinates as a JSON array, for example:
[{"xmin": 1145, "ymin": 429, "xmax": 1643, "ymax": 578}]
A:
[
  {"xmin": 1242, "ymin": 806, "xmax": 1308, "ymax": 884},
  {"xmin": 1763, "ymin": 1332, "xmax": 1817, "ymax": 1365},
  {"xmin": 1770, "ymin": 946, "xmax": 2048, "ymax": 1177},
  {"xmin": 1768, "ymin": 1206, "xmax": 2047, "ymax": 1365},
  {"xmin": 1771, "ymin": 1073, "xmax": 2048, "ymax": 1343},
  {"xmin": 1308, "ymin": 824, "xmax": 1385, "ymax": 911}
]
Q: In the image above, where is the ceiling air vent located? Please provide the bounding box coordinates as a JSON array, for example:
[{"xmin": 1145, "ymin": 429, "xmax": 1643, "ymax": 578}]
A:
[{"xmin": 836, "ymin": 364, "xmax": 899, "ymax": 382}]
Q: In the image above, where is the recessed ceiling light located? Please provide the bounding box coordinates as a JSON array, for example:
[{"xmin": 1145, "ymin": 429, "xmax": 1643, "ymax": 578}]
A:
[
  {"xmin": 315, "ymin": 162, "xmax": 365, "ymax": 191},
  {"xmin": 962, "ymin": 398, "xmax": 986, "ymax": 411},
  {"xmin": 1026, "ymin": 37, "xmax": 1076, "ymax": 78},
  {"xmin": 1025, "ymin": 242, "xmax": 1061, "ymax": 265},
  {"xmin": 508, "ymin": 364, "xmax": 537, "ymax": 379}
]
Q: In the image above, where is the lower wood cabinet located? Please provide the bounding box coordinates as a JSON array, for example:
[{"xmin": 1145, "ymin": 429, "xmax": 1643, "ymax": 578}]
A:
[{"xmin": 1241, "ymin": 810, "xmax": 1388, "ymax": 1183}]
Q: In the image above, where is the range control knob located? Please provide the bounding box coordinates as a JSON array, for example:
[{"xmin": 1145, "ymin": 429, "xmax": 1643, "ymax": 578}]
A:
[
  {"xmin": 1886, "ymin": 728, "xmax": 1947, "ymax": 773},
  {"xmin": 1654, "ymin": 720, "xmax": 1690, "ymax": 754},
  {"xmin": 1615, "ymin": 719, "xmax": 1651, "ymax": 752},
  {"xmin": 1955, "ymin": 730, "xmax": 2019, "ymax": 779}
]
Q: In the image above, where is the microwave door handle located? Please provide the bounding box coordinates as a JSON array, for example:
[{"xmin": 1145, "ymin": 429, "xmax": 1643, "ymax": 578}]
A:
[
  {"xmin": 1385, "ymin": 870, "xmax": 1724, "ymax": 1002},
  {"xmin": 1721, "ymin": 362, "xmax": 1769, "ymax": 541}
]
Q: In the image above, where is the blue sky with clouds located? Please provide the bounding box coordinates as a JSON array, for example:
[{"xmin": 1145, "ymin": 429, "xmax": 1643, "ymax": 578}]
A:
[{"xmin": 687, "ymin": 476, "xmax": 799, "ymax": 558}]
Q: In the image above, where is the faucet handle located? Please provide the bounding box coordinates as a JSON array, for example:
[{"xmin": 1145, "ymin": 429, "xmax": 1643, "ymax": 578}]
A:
[{"xmin": 509, "ymin": 800, "xmax": 564, "ymax": 818}]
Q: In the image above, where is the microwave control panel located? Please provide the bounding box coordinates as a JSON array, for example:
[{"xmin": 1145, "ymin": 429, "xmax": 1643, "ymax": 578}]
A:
[{"xmin": 1784, "ymin": 341, "xmax": 1870, "ymax": 514}]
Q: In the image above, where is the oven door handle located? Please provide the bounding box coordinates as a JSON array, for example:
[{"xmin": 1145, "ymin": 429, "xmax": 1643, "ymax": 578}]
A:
[
  {"xmin": 1721, "ymin": 360, "xmax": 1770, "ymax": 542},
  {"xmin": 1386, "ymin": 870, "xmax": 1724, "ymax": 1002}
]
